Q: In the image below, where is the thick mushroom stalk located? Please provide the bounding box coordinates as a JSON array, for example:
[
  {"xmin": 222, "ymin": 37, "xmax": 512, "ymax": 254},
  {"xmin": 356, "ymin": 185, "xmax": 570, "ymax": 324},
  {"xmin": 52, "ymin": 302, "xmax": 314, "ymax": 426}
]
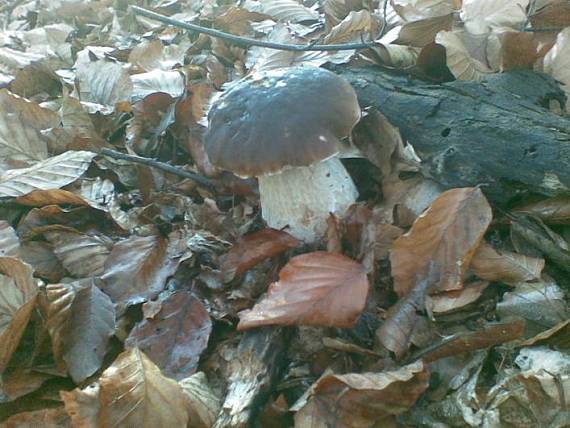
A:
[{"xmin": 259, "ymin": 157, "xmax": 357, "ymax": 242}]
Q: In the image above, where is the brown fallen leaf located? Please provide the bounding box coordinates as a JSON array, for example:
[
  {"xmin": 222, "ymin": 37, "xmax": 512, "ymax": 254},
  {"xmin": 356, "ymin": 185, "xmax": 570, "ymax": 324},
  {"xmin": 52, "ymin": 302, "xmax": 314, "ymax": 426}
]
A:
[
  {"xmin": 125, "ymin": 291, "xmax": 212, "ymax": 380},
  {"xmin": 44, "ymin": 278, "xmax": 115, "ymax": 383},
  {"xmin": 0, "ymin": 257, "xmax": 39, "ymax": 374},
  {"xmin": 179, "ymin": 372, "xmax": 221, "ymax": 428},
  {"xmin": 426, "ymin": 280, "xmax": 489, "ymax": 314},
  {"xmin": 220, "ymin": 228, "xmax": 300, "ymax": 282},
  {"xmin": 101, "ymin": 232, "xmax": 186, "ymax": 311},
  {"xmin": 0, "ymin": 406, "xmax": 71, "ymax": 428},
  {"xmin": 391, "ymin": 187, "xmax": 492, "ymax": 297},
  {"xmin": 471, "ymin": 242, "xmax": 544, "ymax": 284},
  {"xmin": 237, "ymin": 251, "xmax": 369, "ymax": 330},
  {"xmin": 514, "ymin": 196, "xmax": 570, "ymax": 224},
  {"xmin": 62, "ymin": 348, "xmax": 190, "ymax": 427},
  {"xmin": 418, "ymin": 318, "xmax": 526, "ymax": 363},
  {"xmin": 293, "ymin": 361, "xmax": 429, "ymax": 427}
]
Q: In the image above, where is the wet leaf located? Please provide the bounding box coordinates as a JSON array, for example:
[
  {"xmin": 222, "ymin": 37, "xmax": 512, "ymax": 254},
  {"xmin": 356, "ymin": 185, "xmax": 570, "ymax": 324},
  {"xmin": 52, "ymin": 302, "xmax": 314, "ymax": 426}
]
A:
[{"xmin": 238, "ymin": 252, "xmax": 369, "ymax": 330}]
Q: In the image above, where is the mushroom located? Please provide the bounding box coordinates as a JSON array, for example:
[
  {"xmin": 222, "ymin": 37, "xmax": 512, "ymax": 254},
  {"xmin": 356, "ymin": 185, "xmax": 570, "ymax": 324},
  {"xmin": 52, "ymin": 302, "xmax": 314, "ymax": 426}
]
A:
[{"xmin": 204, "ymin": 66, "xmax": 361, "ymax": 242}]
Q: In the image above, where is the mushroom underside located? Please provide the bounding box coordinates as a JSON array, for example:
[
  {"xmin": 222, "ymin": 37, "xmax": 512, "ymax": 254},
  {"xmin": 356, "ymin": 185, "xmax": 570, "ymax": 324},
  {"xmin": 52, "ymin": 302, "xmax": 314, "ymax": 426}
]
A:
[{"xmin": 258, "ymin": 157, "xmax": 358, "ymax": 242}]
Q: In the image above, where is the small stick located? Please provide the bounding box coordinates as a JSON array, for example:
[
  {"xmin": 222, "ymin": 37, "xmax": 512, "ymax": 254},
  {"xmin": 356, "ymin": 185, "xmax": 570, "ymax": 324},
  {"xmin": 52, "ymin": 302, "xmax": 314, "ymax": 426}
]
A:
[
  {"xmin": 100, "ymin": 148, "xmax": 216, "ymax": 191},
  {"xmin": 131, "ymin": 5, "xmax": 376, "ymax": 52}
]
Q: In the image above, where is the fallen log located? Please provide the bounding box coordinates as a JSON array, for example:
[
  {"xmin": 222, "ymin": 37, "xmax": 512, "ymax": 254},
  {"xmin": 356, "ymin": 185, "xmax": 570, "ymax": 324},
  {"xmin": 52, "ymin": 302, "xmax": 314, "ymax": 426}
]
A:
[{"xmin": 340, "ymin": 68, "xmax": 570, "ymax": 204}]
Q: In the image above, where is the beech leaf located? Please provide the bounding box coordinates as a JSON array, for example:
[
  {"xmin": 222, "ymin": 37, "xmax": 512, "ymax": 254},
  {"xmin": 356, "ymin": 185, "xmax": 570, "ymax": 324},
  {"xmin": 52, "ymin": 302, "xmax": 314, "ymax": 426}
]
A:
[
  {"xmin": 390, "ymin": 187, "xmax": 492, "ymax": 297},
  {"xmin": 220, "ymin": 228, "xmax": 300, "ymax": 282},
  {"xmin": 238, "ymin": 251, "xmax": 369, "ymax": 330}
]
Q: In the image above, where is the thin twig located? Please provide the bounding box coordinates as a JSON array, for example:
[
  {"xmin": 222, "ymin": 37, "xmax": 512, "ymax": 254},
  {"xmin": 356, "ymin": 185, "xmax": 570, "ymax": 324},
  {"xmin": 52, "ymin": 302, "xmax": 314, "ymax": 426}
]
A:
[
  {"xmin": 100, "ymin": 148, "xmax": 216, "ymax": 191},
  {"xmin": 131, "ymin": 5, "xmax": 376, "ymax": 52}
]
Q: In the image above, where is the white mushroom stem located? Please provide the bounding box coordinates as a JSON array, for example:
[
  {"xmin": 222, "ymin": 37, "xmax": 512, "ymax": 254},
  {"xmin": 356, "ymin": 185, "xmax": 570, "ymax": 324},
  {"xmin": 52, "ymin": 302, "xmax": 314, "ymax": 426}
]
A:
[{"xmin": 258, "ymin": 157, "xmax": 358, "ymax": 243}]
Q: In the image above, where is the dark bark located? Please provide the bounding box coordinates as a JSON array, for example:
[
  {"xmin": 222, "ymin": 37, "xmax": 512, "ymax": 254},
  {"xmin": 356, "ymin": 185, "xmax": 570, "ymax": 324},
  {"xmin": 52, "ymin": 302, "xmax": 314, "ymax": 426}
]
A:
[{"xmin": 339, "ymin": 67, "xmax": 570, "ymax": 204}]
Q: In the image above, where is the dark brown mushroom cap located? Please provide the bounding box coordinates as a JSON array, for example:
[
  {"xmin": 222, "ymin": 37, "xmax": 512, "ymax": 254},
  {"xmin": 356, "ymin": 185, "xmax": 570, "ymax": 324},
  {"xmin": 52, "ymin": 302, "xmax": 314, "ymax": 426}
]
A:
[{"xmin": 204, "ymin": 66, "xmax": 360, "ymax": 177}]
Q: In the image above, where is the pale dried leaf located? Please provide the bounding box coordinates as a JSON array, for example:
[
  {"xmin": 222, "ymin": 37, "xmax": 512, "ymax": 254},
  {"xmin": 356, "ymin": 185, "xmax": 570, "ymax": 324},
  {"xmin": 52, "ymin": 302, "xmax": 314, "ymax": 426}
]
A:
[
  {"xmin": 74, "ymin": 52, "xmax": 132, "ymax": 107},
  {"xmin": 461, "ymin": 0, "xmax": 529, "ymax": 35},
  {"xmin": 60, "ymin": 383, "xmax": 100, "ymax": 427},
  {"xmin": 131, "ymin": 70, "xmax": 185, "ymax": 102},
  {"xmin": 179, "ymin": 372, "xmax": 221, "ymax": 428},
  {"xmin": 45, "ymin": 278, "xmax": 115, "ymax": 383},
  {"xmin": 471, "ymin": 242, "xmax": 544, "ymax": 284},
  {"xmin": 0, "ymin": 89, "xmax": 57, "ymax": 170},
  {"xmin": 396, "ymin": 14, "xmax": 454, "ymax": 47},
  {"xmin": 238, "ymin": 252, "xmax": 369, "ymax": 329},
  {"xmin": 323, "ymin": 10, "xmax": 374, "ymax": 44},
  {"xmin": 436, "ymin": 30, "xmax": 494, "ymax": 81},
  {"xmin": 98, "ymin": 348, "xmax": 189, "ymax": 427},
  {"xmin": 0, "ymin": 222, "xmax": 20, "ymax": 257},
  {"xmin": 259, "ymin": 0, "xmax": 319, "ymax": 23},
  {"xmin": 391, "ymin": 187, "xmax": 492, "ymax": 297},
  {"xmin": 392, "ymin": 0, "xmax": 456, "ymax": 21},
  {"xmin": 543, "ymin": 28, "xmax": 570, "ymax": 100},
  {"xmin": 0, "ymin": 151, "xmax": 96, "ymax": 198},
  {"xmin": 45, "ymin": 229, "xmax": 112, "ymax": 277}
]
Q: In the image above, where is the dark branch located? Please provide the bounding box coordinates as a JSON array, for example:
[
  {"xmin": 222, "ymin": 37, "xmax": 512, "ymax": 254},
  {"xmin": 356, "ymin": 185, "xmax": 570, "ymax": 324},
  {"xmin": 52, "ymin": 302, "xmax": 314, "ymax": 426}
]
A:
[
  {"xmin": 131, "ymin": 5, "xmax": 376, "ymax": 52},
  {"xmin": 100, "ymin": 148, "xmax": 216, "ymax": 191}
]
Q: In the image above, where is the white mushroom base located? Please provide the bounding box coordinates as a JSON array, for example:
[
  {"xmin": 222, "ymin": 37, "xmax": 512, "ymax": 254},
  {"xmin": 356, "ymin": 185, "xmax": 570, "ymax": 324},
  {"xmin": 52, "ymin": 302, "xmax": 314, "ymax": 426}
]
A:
[{"xmin": 258, "ymin": 157, "xmax": 358, "ymax": 242}]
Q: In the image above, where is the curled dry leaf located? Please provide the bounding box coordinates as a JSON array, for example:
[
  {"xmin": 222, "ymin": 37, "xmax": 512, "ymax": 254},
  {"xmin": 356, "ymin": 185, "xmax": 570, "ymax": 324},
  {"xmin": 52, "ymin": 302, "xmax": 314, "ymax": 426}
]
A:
[
  {"xmin": 391, "ymin": 187, "xmax": 492, "ymax": 297},
  {"xmin": 237, "ymin": 252, "xmax": 369, "ymax": 330},
  {"xmin": 293, "ymin": 361, "xmax": 429, "ymax": 427},
  {"xmin": 101, "ymin": 233, "xmax": 185, "ymax": 310},
  {"xmin": 0, "ymin": 150, "xmax": 96, "ymax": 198},
  {"xmin": 471, "ymin": 242, "xmax": 544, "ymax": 284},
  {"xmin": 0, "ymin": 257, "xmax": 38, "ymax": 374},
  {"xmin": 220, "ymin": 228, "xmax": 300, "ymax": 282},
  {"xmin": 62, "ymin": 348, "xmax": 190, "ymax": 427},
  {"xmin": 45, "ymin": 278, "xmax": 115, "ymax": 383},
  {"xmin": 125, "ymin": 291, "xmax": 212, "ymax": 380},
  {"xmin": 435, "ymin": 30, "xmax": 494, "ymax": 81}
]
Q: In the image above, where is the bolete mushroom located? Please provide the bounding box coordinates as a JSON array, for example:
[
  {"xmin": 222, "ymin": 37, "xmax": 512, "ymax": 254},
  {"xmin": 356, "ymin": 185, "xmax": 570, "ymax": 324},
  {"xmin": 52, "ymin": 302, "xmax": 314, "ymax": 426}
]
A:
[{"xmin": 204, "ymin": 66, "xmax": 361, "ymax": 242}]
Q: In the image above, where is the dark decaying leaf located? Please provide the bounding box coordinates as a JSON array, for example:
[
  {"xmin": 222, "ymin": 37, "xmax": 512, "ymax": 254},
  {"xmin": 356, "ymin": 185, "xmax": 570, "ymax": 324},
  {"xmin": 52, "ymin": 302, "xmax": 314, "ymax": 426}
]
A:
[
  {"xmin": 101, "ymin": 232, "xmax": 185, "ymax": 310},
  {"xmin": 125, "ymin": 291, "xmax": 212, "ymax": 380},
  {"xmin": 391, "ymin": 187, "xmax": 493, "ymax": 297},
  {"xmin": 238, "ymin": 252, "xmax": 369, "ymax": 330},
  {"xmin": 45, "ymin": 278, "xmax": 115, "ymax": 383},
  {"xmin": 220, "ymin": 228, "xmax": 300, "ymax": 282},
  {"xmin": 293, "ymin": 361, "xmax": 429, "ymax": 427}
]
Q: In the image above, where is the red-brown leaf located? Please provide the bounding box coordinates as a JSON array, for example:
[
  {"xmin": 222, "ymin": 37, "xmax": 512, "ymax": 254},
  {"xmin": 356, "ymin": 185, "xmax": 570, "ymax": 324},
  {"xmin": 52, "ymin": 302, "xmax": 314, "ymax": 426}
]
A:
[
  {"xmin": 237, "ymin": 252, "xmax": 369, "ymax": 330},
  {"xmin": 220, "ymin": 228, "xmax": 300, "ymax": 282}
]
